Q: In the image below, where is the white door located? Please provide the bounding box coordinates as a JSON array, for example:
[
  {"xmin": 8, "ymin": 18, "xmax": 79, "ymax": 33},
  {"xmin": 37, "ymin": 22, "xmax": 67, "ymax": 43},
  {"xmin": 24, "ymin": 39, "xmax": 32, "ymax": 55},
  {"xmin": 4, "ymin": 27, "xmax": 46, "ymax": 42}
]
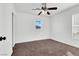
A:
[{"xmin": 0, "ymin": 3, "xmax": 13, "ymax": 56}]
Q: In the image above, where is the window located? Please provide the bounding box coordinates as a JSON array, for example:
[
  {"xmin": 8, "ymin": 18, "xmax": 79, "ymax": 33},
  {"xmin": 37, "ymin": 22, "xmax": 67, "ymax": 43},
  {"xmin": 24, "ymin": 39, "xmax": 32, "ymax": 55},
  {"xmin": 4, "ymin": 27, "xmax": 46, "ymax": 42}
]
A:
[{"xmin": 35, "ymin": 18, "xmax": 42, "ymax": 29}]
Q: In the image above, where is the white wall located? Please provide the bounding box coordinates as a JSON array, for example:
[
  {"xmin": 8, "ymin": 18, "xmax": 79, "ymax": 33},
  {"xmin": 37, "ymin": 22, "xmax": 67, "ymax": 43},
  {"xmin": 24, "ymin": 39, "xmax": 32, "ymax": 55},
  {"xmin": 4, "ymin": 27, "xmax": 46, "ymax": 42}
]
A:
[
  {"xmin": 14, "ymin": 12, "xmax": 50, "ymax": 43},
  {"xmin": 51, "ymin": 4, "xmax": 79, "ymax": 48}
]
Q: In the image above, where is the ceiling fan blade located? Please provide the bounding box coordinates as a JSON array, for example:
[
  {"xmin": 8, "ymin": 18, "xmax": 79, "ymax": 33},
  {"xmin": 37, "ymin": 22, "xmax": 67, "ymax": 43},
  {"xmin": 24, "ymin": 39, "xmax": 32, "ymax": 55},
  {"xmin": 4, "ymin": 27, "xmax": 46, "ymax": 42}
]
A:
[
  {"xmin": 47, "ymin": 7, "xmax": 57, "ymax": 10},
  {"xmin": 32, "ymin": 8, "xmax": 41, "ymax": 10},
  {"xmin": 38, "ymin": 11, "xmax": 42, "ymax": 15},
  {"xmin": 47, "ymin": 11, "xmax": 50, "ymax": 15}
]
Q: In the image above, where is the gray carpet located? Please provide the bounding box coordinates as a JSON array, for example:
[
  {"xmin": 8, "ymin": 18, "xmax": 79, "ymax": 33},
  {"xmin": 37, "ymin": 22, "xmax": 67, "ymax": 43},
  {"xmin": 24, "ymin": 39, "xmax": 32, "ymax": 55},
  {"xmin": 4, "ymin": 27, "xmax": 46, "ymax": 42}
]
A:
[{"xmin": 12, "ymin": 39, "xmax": 79, "ymax": 56}]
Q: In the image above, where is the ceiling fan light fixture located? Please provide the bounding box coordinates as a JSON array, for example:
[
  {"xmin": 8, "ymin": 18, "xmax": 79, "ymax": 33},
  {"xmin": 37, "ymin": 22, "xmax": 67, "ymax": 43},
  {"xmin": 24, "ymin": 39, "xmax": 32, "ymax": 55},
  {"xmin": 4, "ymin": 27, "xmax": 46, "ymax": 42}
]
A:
[
  {"xmin": 38, "ymin": 11, "xmax": 42, "ymax": 15},
  {"xmin": 38, "ymin": 10, "xmax": 46, "ymax": 15},
  {"xmin": 42, "ymin": 10, "xmax": 46, "ymax": 15},
  {"xmin": 47, "ymin": 11, "xmax": 50, "ymax": 15},
  {"xmin": 33, "ymin": 3, "xmax": 57, "ymax": 16}
]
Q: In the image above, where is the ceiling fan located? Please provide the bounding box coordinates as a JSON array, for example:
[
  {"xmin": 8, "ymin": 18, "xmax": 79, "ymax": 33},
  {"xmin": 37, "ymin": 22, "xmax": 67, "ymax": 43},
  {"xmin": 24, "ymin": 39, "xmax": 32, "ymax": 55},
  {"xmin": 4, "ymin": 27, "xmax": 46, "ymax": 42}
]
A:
[{"xmin": 32, "ymin": 3, "xmax": 57, "ymax": 15}]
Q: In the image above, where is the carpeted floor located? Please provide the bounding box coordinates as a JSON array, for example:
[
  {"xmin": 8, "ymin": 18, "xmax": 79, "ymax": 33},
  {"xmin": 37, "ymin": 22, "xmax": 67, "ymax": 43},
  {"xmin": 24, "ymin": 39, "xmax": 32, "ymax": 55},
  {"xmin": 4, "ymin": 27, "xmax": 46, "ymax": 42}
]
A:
[{"xmin": 12, "ymin": 39, "xmax": 79, "ymax": 56}]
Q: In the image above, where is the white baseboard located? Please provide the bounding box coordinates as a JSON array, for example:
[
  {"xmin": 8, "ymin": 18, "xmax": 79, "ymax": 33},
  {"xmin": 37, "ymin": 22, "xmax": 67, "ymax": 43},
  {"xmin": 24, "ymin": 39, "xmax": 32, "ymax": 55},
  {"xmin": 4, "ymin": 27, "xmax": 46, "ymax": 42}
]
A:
[{"xmin": 51, "ymin": 37, "xmax": 79, "ymax": 48}]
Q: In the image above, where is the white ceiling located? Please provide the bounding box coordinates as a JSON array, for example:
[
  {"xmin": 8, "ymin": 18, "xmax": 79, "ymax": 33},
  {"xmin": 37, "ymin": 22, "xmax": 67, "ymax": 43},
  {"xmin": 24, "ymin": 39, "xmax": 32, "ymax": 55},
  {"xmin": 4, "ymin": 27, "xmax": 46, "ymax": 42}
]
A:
[{"xmin": 14, "ymin": 3, "xmax": 78, "ymax": 16}]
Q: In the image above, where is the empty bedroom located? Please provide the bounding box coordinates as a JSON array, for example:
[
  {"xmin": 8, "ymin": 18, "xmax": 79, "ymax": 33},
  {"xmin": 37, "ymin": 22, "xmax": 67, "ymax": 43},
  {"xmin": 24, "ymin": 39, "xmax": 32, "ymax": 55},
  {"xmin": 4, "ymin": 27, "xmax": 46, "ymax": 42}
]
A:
[{"xmin": 1, "ymin": 3, "xmax": 79, "ymax": 56}]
